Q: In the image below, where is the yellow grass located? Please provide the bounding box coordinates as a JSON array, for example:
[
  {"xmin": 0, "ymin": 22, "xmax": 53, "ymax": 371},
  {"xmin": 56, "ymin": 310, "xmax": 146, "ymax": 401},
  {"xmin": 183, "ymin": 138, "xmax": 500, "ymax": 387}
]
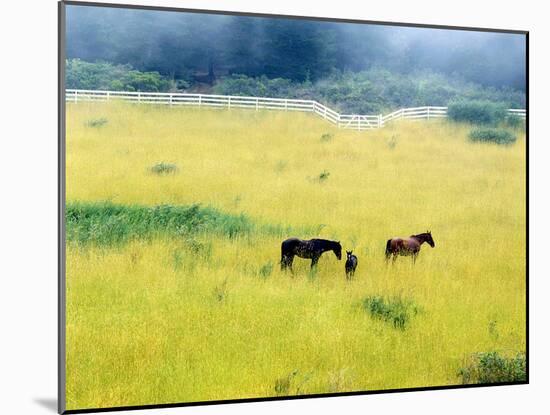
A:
[{"xmin": 65, "ymin": 102, "xmax": 526, "ymax": 410}]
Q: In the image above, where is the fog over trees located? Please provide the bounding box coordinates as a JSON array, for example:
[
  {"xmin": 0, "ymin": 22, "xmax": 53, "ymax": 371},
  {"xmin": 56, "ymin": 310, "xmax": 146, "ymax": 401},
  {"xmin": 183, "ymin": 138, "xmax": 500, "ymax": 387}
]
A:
[
  {"xmin": 66, "ymin": 6, "xmax": 525, "ymax": 88},
  {"xmin": 65, "ymin": 5, "xmax": 526, "ymax": 111}
]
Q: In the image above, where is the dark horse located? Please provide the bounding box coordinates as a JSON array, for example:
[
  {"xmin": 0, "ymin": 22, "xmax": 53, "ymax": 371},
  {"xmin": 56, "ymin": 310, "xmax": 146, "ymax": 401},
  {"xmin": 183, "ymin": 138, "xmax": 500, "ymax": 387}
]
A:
[
  {"xmin": 345, "ymin": 250, "xmax": 358, "ymax": 279},
  {"xmin": 281, "ymin": 238, "xmax": 342, "ymax": 271},
  {"xmin": 385, "ymin": 231, "xmax": 435, "ymax": 263}
]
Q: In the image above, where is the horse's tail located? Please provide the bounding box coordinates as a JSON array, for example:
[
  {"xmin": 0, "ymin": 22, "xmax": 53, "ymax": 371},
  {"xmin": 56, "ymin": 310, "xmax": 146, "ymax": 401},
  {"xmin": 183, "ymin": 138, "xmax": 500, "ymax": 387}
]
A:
[{"xmin": 385, "ymin": 239, "xmax": 392, "ymax": 258}]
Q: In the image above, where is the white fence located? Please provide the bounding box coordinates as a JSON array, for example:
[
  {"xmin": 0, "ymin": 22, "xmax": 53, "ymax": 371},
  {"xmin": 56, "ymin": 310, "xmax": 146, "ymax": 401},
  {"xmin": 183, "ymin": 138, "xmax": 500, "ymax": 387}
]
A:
[{"xmin": 66, "ymin": 89, "xmax": 526, "ymax": 131}]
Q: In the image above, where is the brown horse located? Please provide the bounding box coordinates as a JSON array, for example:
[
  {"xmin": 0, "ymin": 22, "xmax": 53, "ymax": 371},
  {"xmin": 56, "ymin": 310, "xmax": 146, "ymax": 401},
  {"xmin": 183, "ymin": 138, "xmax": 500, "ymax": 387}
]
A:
[{"xmin": 385, "ymin": 231, "xmax": 435, "ymax": 263}]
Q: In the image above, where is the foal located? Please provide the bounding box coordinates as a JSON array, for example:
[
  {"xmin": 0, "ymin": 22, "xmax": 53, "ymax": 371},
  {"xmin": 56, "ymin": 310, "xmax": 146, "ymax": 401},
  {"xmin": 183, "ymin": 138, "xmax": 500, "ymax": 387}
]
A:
[{"xmin": 345, "ymin": 250, "xmax": 358, "ymax": 279}]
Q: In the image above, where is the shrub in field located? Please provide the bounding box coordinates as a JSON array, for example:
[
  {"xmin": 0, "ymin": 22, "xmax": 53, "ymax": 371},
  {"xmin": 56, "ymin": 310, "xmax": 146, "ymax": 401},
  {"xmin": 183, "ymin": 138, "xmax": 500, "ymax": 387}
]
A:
[
  {"xmin": 363, "ymin": 296, "xmax": 419, "ymax": 330},
  {"xmin": 458, "ymin": 352, "xmax": 526, "ymax": 384},
  {"xmin": 150, "ymin": 162, "xmax": 178, "ymax": 175},
  {"xmin": 469, "ymin": 128, "xmax": 517, "ymax": 145},
  {"xmin": 320, "ymin": 133, "xmax": 334, "ymax": 142},
  {"xmin": 447, "ymin": 100, "xmax": 508, "ymax": 125},
  {"xmin": 85, "ymin": 118, "xmax": 108, "ymax": 128},
  {"xmin": 318, "ymin": 170, "xmax": 330, "ymax": 182}
]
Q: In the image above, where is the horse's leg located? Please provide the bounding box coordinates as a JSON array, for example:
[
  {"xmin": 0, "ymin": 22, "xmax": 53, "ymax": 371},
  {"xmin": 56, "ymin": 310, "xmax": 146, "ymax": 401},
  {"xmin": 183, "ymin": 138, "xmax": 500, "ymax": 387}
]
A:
[
  {"xmin": 311, "ymin": 256, "xmax": 319, "ymax": 269},
  {"xmin": 392, "ymin": 253, "xmax": 398, "ymax": 264},
  {"xmin": 289, "ymin": 255, "xmax": 295, "ymax": 274},
  {"xmin": 412, "ymin": 252, "xmax": 418, "ymax": 264},
  {"xmin": 281, "ymin": 254, "xmax": 295, "ymax": 274},
  {"xmin": 281, "ymin": 254, "xmax": 293, "ymax": 271}
]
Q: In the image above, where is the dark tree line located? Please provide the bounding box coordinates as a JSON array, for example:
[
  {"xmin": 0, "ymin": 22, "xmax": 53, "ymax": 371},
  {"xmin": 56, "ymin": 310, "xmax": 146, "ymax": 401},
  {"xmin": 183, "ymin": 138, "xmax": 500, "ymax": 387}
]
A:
[{"xmin": 66, "ymin": 5, "xmax": 526, "ymax": 90}]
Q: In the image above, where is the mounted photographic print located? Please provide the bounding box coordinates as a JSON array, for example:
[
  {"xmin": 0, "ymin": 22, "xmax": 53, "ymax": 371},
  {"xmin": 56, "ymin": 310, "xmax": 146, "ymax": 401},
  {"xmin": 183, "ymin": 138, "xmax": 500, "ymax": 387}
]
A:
[{"xmin": 58, "ymin": 1, "xmax": 528, "ymax": 413}]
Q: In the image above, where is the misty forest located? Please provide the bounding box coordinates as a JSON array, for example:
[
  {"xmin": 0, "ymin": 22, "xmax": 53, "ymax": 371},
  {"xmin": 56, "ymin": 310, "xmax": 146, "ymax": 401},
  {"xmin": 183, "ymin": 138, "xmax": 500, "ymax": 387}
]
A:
[{"xmin": 65, "ymin": 6, "xmax": 526, "ymax": 113}]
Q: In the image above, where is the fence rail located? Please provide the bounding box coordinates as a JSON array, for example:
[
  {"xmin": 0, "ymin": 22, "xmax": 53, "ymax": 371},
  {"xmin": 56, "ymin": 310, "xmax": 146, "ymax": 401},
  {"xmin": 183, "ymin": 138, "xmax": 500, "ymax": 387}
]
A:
[{"xmin": 66, "ymin": 89, "xmax": 526, "ymax": 130}]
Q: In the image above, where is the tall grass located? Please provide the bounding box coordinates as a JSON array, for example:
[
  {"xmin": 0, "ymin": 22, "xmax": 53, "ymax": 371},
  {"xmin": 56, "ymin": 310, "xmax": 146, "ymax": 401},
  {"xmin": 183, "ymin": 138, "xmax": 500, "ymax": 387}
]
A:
[
  {"xmin": 66, "ymin": 201, "xmax": 317, "ymax": 245},
  {"xmin": 66, "ymin": 202, "xmax": 251, "ymax": 245},
  {"xmin": 65, "ymin": 102, "xmax": 526, "ymax": 409}
]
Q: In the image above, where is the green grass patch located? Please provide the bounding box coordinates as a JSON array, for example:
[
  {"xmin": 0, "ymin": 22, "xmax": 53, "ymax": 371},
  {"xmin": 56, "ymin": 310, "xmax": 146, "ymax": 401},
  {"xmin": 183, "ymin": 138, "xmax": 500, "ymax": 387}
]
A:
[
  {"xmin": 469, "ymin": 128, "xmax": 517, "ymax": 145},
  {"xmin": 150, "ymin": 162, "xmax": 178, "ymax": 175},
  {"xmin": 458, "ymin": 351, "xmax": 526, "ymax": 384},
  {"xmin": 66, "ymin": 201, "xmax": 315, "ymax": 245},
  {"xmin": 85, "ymin": 117, "xmax": 108, "ymax": 128},
  {"xmin": 363, "ymin": 296, "xmax": 420, "ymax": 330},
  {"xmin": 66, "ymin": 202, "xmax": 252, "ymax": 245}
]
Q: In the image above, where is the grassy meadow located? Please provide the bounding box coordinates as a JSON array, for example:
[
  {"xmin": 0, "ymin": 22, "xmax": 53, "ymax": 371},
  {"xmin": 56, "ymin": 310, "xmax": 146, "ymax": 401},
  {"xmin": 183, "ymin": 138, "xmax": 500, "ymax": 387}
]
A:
[{"xmin": 65, "ymin": 101, "xmax": 526, "ymax": 410}]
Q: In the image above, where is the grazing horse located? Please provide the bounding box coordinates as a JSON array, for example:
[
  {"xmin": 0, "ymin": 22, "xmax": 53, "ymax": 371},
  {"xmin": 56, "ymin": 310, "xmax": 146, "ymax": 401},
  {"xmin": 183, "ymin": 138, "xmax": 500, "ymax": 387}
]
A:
[
  {"xmin": 281, "ymin": 238, "xmax": 342, "ymax": 271},
  {"xmin": 385, "ymin": 231, "xmax": 435, "ymax": 263},
  {"xmin": 345, "ymin": 250, "xmax": 358, "ymax": 279}
]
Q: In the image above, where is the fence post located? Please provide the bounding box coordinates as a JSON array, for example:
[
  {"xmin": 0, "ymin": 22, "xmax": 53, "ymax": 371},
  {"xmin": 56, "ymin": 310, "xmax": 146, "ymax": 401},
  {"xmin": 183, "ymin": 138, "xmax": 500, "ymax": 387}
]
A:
[
  {"xmin": 379, "ymin": 114, "xmax": 382, "ymax": 128},
  {"xmin": 285, "ymin": 99, "xmax": 288, "ymax": 111},
  {"xmin": 138, "ymin": 92, "xmax": 141, "ymax": 103},
  {"xmin": 169, "ymin": 94, "xmax": 173, "ymax": 106},
  {"xmin": 228, "ymin": 96, "xmax": 231, "ymax": 110},
  {"xmin": 256, "ymin": 98, "xmax": 259, "ymax": 111},
  {"xmin": 358, "ymin": 116, "xmax": 362, "ymax": 131},
  {"xmin": 427, "ymin": 107, "xmax": 430, "ymax": 120},
  {"xmin": 323, "ymin": 106, "xmax": 327, "ymax": 119},
  {"xmin": 74, "ymin": 90, "xmax": 78, "ymax": 103},
  {"xmin": 106, "ymin": 91, "xmax": 110, "ymax": 101},
  {"xmin": 198, "ymin": 95, "xmax": 202, "ymax": 107}
]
